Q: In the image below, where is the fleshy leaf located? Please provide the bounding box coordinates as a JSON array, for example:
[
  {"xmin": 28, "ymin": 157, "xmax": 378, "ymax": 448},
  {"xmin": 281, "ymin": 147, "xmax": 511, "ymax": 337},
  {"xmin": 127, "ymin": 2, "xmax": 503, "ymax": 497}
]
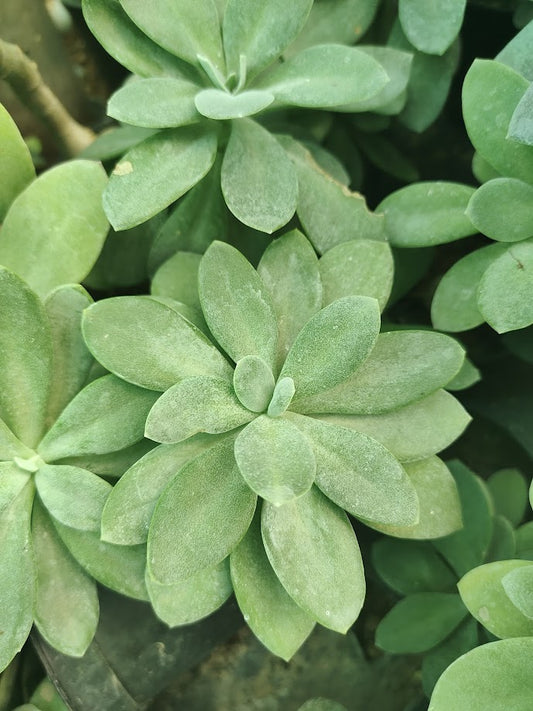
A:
[
  {"xmin": 103, "ymin": 125, "xmax": 218, "ymax": 231},
  {"xmin": 502, "ymin": 565, "xmax": 533, "ymax": 619},
  {"xmin": 148, "ymin": 437, "xmax": 257, "ymax": 583},
  {"xmin": 0, "ymin": 102, "xmax": 35, "ymax": 221},
  {"xmin": 38, "ymin": 375, "xmax": 159, "ymax": 461},
  {"xmin": 262, "ymin": 486, "xmax": 365, "ymax": 633},
  {"xmin": 467, "ymin": 178, "xmax": 533, "ymax": 243},
  {"xmin": 487, "ymin": 468, "xmax": 528, "ymax": 528},
  {"xmin": 233, "ymin": 356, "xmax": 275, "ymax": 412},
  {"xmin": 82, "ymin": 296, "xmax": 232, "ymax": 391},
  {"xmin": 146, "ymin": 559, "xmax": 232, "ymax": 626},
  {"xmin": 376, "ymin": 181, "xmax": 476, "ymax": 248},
  {"xmin": 101, "ymin": 435, "xmax": 223, "ymax": 545},
  {"xmin": 145, "ymin": 376, "xmax": 254, "ymax": 443},
  {"xmin": 199, "ymin": 241, "xmax": 278, "ymax": 368},
  {"xmin": 0, "ymin": 422, "xmax": 34, "ymax": 463},
  {"xmin": 234, "ymin": 415, "xmax": 316, "ymax": 505},
  {"xmin": 32, "ymin": 500, "xmax": 99, "ymax": 657},
  {"xmin": 222, "ymin": 0, "xmax": 313, "ymax": 79},
  {"xmin": 230, "ymin": 513, "xmax": 314, "ymax": 661},
  {"xmin": 294, "ymin": 331, "xmax": 464, "ymax": 415},
  {"xmin": 508, "ymin": 84, "xmax": 533, "ymax": 146},
  {"xmin": 195, "ymin": 89, "xmax": 274, "ymax": 119},
  {"xmin": 319, "ymin": 240, "xmax": 394, "ymax": 311},
  {"xmin": 496, "ymin": 18, "xmax": 533, "ymax": 81},
  {"xmin": 108, "ymin": 77, "xmax": 201, "ymax": 128},
  {"xmin": 221, "ymin": 119, "xmax": 298, "ymax": 233},
  {"xmin": 0, "ymin": 161, "xmax": 108, "ymax": 298},
  {"xmin": 290, "ymin": 414, "xmax": 418, "ymax": 526},
  {"xmin": 478, "ymin": 239, "xmax": 533, "ymax": 332},
  {"xmin": 282, "ymin": 296, "xmax": 381, "ymax": 401},
  {"xmin": 446, "ymin": 358, "xmax": 480, "ymax": 391},
  {"xmin": 376, "ymin": 593, "xmax": 467, "ymax": 653},
  {"xmin": 321, "ymin": 390, "xmax": 470, "ymax": 463},
  {"xmin": 398, "ymin": 0, "xmax": 466, "ymax": 55},
  {"xmin": 257, "ymin": 230, "xmax": 322, "ymax": 368},
  {"xmin": 421, "ymin": 617, "xmax": 479, "ymax": 697},
  {"xmin": 0, "ymin": 268, "xmax": 52, "ymax": 448},
  {"xmin": 431, "ymin": 243, "xmax": 509, "ymax": 332},
  {"xmin": 151, "ymin": 252, "xmax": 202, "ymax": 309},
  {"xmin": 458, "ymin": 560, "xmax": 533, "ymax": 638}
]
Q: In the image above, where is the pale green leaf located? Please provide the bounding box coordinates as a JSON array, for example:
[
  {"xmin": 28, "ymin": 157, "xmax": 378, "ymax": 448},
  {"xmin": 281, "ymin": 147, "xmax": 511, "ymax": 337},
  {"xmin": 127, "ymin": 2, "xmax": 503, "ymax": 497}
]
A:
[
  {"xmin": 320, "ymin": 390, "xmax": 471, "ymax": 463},
  {"xmin": 230, "ymin": 513, "xmax": 314, "ymax": 661},
  {"xmin": 145, "ymin": 376, "xmax": 254, "ymax": 443},
  {"xmin": 148, "ymin": 437, "xmax": 257, "ymax": 583},
  {"xmin": 289, "ymin": 414, "xmax": 418, "ymax": 526},
  {"xmin": 0, "ymin": 268, "xmax": 52, "ymax": 448},
  {"xmin": 221, "ymin": 119, "xmax": 297, "ymax": 233},
  {"xmin": 0, "ymin": 102, "xmax": 35, "ymax": 221},
  {"xmin": 0, "ymin": 464, "xmax": 31, "ymax": 520},
  {"xmin": 478, "ymin": 239, "xmax": 533, "ymax": 332},
  {"xmin": 234, "ymin": 415, "xmax": 316, "ymax": 505},
  {"xmin": 267, "ymin": 377, "xmax": 296, "ymax": 417},
  {"xmin": 446, "ymin": 358, "xmax": 481, "ymax": 391},
  {"xmin": 198, "ymin": 241, "xmax": 279, "ymax": 368},
  {"xmin": 233, "ymin": 356, "xmax": 275, "ymax": 412},
  {"xmin": 0, "ymin": 161, "xmax": 109, "ymax": 298},
  {"xmin": 257, "ymin": 230, "xmax": 322, "ymax": 369},
  {"xmin": 151, "ymin": 252, "xmax": 202, "ymax": 309},
  {"xmin": 502, "ymin": 564, "xmax": 533, "ymax": 618},
  {"xmin": 496, "ymin": 18, "xmax": 533, "ymax": 81},
  {"xmin": 508, "ymin": 84, "xmax": 533, "ymax": 146},
  {"xmin": 38, "ymin": 375, "xmax": 159, "ymax": 461},
  {"xmin": 32, "ymin": 500, "xmax": 98, "ymax": 656},
  {"xmin": 142, "ymin": 294, "xmax": 208, "ymax": 336},
  {"xmin": 431, "ymin": 243, "xmax": 509, "ymax": 332},
  {"xmin": 108, "ymin": 77, "xmax": 201, "ymax": 128},
  {"xmin": 466, "ymin": 178, "xmax": 533, "ymax": 242},
  {"xmin": 146, "ymin": 558, "xmax": 232, "ymax": 626},
  {"xmin": 82, "ymin": 296, "xmax": 232, "ymax": 391},
  {"xmin": 262, "ymin": 486, "xmax": 365, "ymax": 633},
  {"xmin": 81, "ymin": 125, "xmax": 158, "ymax": 162},
  {"xmin": 487, "ymin": 468, "xmax": 528, "ymax": 527},
  {"xmin": 282, "ymin": 296, "xmax": 381, "ymax": 401},
  {"xmin": 195, "ymin": 88, "xmax": 274, "ymax": 119},
  {"xmin": 104, "ymin": 125, "xmax": 218, "ymax": 231},
  {"xmin": 0, "ymin": 422, "xmax": 34, "ymax": 463},
  {"xmin": 399, "ymin": 0, "xmax": 466, "ymax": 55},
  {"xmin": 294, "ymin": 331, "xmax": 464, "ymax": 415},
  {"xmin": 376, "ymin": 181, "xmax": 476, "ymax": 248},
  {"xmin": 319, "ymin": 240, "xmax": 394, "ymax": 311},
  {"xmin": 458, "ymin": 560, "xmax": 533, "ymax": 638}
]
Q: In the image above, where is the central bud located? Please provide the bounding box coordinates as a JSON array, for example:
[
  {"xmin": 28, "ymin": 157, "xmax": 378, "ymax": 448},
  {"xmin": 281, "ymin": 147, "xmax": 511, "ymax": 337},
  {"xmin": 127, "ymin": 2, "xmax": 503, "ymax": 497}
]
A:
[
  {"xmin": 14, "ymin": 453, "xmax": 45, "ymax": 473},
  {"xmin": 233, "ymin": 355, "xmax": 275, "ymax": 413}
]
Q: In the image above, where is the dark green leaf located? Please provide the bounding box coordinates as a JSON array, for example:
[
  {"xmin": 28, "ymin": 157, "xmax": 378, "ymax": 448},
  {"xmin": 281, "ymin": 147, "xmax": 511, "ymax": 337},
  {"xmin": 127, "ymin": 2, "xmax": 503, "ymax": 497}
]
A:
[
  {"xmin": 399, "ymin": 0, "xmax": 465, "ymax": 55},
  {"xmin": 0, "ymin": 102, "xmax": 35, "ymax": 221},
  {"xmin": 421, "ymin": 617, "xmax": 479, "ymax": 697},
  {"xmin": 487, "ymin": 468, "xmax": 528, "ymax": 527}
]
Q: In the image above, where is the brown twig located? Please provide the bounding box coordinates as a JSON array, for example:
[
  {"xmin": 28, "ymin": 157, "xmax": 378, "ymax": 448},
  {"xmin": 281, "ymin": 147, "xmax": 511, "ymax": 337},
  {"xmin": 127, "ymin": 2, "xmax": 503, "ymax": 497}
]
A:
[{"xmin": 0, "ymin": 37, "xmax": 95, "ymax": 156}]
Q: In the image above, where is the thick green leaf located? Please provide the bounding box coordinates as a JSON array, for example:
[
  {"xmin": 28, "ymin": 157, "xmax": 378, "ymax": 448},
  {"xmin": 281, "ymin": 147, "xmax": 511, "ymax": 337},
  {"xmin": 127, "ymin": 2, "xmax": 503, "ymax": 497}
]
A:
[
  {"xmin": 502, "ymin": 564, "xmax": 533, "ymax": 619},
  {"xmin": 302, "ymin": 141, "xmax": 350, "ymax": 185},
  {"xmin": 321, "ymin": 390, "xmax": 471, "ymax": 463},
  {"xmin": 0, "ymin": 161, "xmax": 108, "ymax": 298},
  {"xmin": 145, "ymin": 376, "xmax": 254, "ymax": 443},
  {"xmin": 32, "ymin": 500, "xmax": 98, "ymax": 656},
  {"xmin": 104, "ymin": 125, "xmax": 218, "ymax": 231},
  {"xmin": 0, "ymin": 102, "xmax": 35, "ymax": 221},
  {"xmin": 290, "ymin": 414, "xmax": 418, "ymax": 526},
  {"xmin": 262, "ymin": 487, "xmax": 365, "ymax": 633},
  {"xmin": 146, "ymin": 559, "xmax": 232, "ymax": 626},
  {"xmin": 108, "ymin": 77, "xmax": 201, "ymax": 128},
  {"xmin": 258, "ymin": 45, "xmax": 388, "ymax": 108},
  {"xmin": 366, "ymin": 457, "xmax": 462, "ymax": 540},
  {"xmin": 53, "ymin": 520, "xmax": 148, "ymax": 600},
  {"xmin": 487, "ymin": 469, "xmax": 528, "ymax": 527},
  {"xmin": 148, "ymin": 437, "xmax": 257, "ymax": 583},
  {"xmin": 234, "ymin": 415, "xmax": 316, "ymax": 505},
  {"xmin": 282, "ymin": 296, "xmax": 381, "ymax": 401},
  {"xmin": 82, "ymin": 0, "xmax": 197, "ymax": 78},
  {"xmin": 508, "ymin": 84, "xmax": 533, "ymax": 146},
  {"xmin": 230, "ymin": 513, "xmax": 314, "ymax": 661},
  {"xmin": 233, "ymin": 356, "xmax": 275, "ymax": 412},
  {"xmin": 0, "ymin": 268, "xmax": 52, "ymax": 448},
  {"xmin": 44, "ymin": 285, "xmax": 94, "ymax": 429},
  {"xmin": 516, "ymin": 521, "xmax": 533, "ymax": 560},
  {"xmin": 223, "ymin": 0, "xmax": 312, "ymax": 78},
  {"xmin": 376, "ymin": 593, "xmax": 468, "ymax": 653},
  {"xmin": 463, "ymin": 60, "xmax": 533, "ymax": 185},
  {"xmin": 221, "ymin": 119, "xmax": 298, "ymax": 233},
  {"xmin": 478, "ymin": 239, "xmax": 533, "ymax": 332},
  {"xmin": 496, "ymin": 18, "xmax": 533, "ymax": 81},
  {"xmin": 82, "ymin": 125, "xmax": 159, "ymax": 162},
  {"xmin": 446, "ymin": 358, "xmax": 480, "ymax": 391},
  {"xmin": 101, "ymin": 436, "xmax": 222, "ymax": 545},
  {"xmin": 199, "ymin": 241, "xmax": 279, "ymax": 368},
  {"xmin": 486, "ymin": 514, "xmax": 516, "ymax": 564},
  {"xmin": 60, "ymin": 440, "xmax": 155, "ymax": 481},
  {"xmin": 151, "ymin": 252, "xmax": 202, "ymax": 309},
  {"xmin": 0, "ymin": 422, "xmax": 34, "ymax": 463},
  {"xmin": 428, "ymin": 638, "xmax": 533, "ymax": 711},
  {"xmin": 283, "ymin": 137, "xmax": 385, "ymax": 253},
  {"xmin": 35, "ymin": 465, "xmax": 111, "ymax": 532},
  {"xmin": 319, "ymin": 240, "xmax": 394, "ymax": 311},
  {"xmin": 294, "ymin": 331, "xmax": 464, "ymax": 415},
  {"xmin": 458, "ymin": 560, "xmax": 533, "ymax": 637},
  {"xmin": 119, "ymin": 0, "xmax": 224, "ymax": 70},
  {"xmin": 195, "ymin": 88, "xmax": 274, "ymax": 119},
  {"xmin": 38, "ymin": 375, "xmax": 159, "ymax": 461},
  {"xmin": 421, "ymin": 617, "xmax": 479, "ymax": 697},
  {"xmin": 376, "ymin": 182, "xmax": 476, "ymax": 248},
  {"xmin": 431, "ymin": 244, "xmax": 509, "ymax": 332},
  {"xmin": 467, "ymin": 178, "xmax": 533, "ymax": 242},
  {"xmin": 82, "ymin": 296, "xmax": 232, "ymax": 390},
  {"xmin": 472, "ymin": 151, "xmax": 501, "ymax": 184},
  {"xmin": 0, "ymin": 481, "xmax": 34, "ymax": 674},
  {"xmin": 399, "ymin": 0, "xmax": 465, "ymax": 55},
  {"xmin": 372, "ymin": 538, "xmax": 457, "ymax": 595}
]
